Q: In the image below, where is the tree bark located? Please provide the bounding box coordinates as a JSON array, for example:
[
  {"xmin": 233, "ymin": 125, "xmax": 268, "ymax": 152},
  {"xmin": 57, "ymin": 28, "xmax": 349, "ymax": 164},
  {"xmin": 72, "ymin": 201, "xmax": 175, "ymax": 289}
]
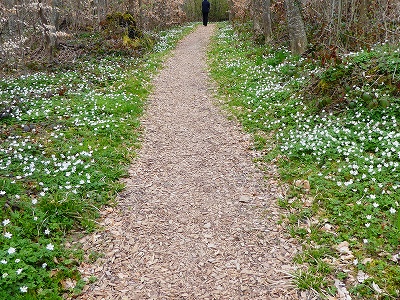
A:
[
  {"xmin": 53, "ymin": 0, "xmax": 61, "ymax": 31},
  {"xmin": 127, "ymin": 0, "xmax": 136, "ymax": 15},
  {"xmin": 7, "ymin": 0, "xmax": 17, "ymax": 37},
  {"xmin": 261, "ymin": 0, "xmax": 272, "ymax": 42},
  {"xmin": 285, "ymin": 0, "xmax": 307, "ymax": 55},
  {"xmin": 228, "ymin": 0, "xmax": 234, "ymax": 22},
  {"xmin": 38, "ymin": 0, "xmax": 55, "ymax": 61},
  {"xmin": 359, "ymin": 0, "xmax": 370, "ymax": 23},
  {"xmin": 138, "ymin": 0, "xmax": 144, "ymax": 29},
  {"xmin": 336, "ymin": 0, "xmax": 342, "ymax": 41},
  {"xmin": 252, "ymin": 0, "xmax": 263, "ymax": 37}
]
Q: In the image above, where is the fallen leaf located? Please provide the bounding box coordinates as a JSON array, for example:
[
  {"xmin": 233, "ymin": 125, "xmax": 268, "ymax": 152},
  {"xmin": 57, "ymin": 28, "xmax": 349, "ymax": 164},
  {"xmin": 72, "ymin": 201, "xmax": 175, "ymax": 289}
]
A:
[
  {"xmin": 372, "ymin": 282, "xmax": 382, "ymax": 294},
  {"xmin": 61, "ymin": 278, "xmax": 76, "ymax": 289},
  {"xmin": 357, "ymin": 270, "xmax": 369, "ymax": 283},
  {"xmin": 362, "ymin": 258, "xmax": 373, "ymax": 265},
  {"xmin": 334, "ymin": 279, "xmax": 352, "ymax": 300},
  {"xmin": 239, "ymin": 195, "xmax": 251, "ymax": 203},
  {"xmin": 336, "ymin": 241, "xmax": 351, "ymax": 254}
]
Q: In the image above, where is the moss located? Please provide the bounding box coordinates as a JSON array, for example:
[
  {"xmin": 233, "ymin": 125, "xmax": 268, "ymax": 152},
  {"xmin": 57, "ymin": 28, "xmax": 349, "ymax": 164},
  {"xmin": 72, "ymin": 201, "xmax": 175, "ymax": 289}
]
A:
[{"xmin": 102, "ymin": 12, "xmax": 142, "ymax": 39}]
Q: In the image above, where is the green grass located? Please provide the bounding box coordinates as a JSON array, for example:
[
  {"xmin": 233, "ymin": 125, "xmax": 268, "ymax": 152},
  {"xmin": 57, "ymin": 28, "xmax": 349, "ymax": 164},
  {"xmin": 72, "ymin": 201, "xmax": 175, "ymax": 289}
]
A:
[
  {"xmin": 0, "ymin": 23, "xmax": 196, "ymax": 299},
  {"xmin": 208, "ymin": 22, "xmax": 400, "ymax": 299}
]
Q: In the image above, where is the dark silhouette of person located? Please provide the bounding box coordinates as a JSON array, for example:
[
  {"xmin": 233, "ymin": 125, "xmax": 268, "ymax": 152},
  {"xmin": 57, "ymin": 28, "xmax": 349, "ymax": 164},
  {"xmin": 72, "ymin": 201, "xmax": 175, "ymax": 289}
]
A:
[{"xmin": 202, "ymin": 0, "xmax": 210, "ymax": 26}]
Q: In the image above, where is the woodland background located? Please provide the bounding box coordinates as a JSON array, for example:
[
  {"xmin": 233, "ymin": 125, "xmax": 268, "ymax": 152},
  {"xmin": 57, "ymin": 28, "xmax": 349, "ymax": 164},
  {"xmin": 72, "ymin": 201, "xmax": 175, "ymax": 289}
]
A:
[
  {"xmin": 1, "ymin": 0, "xmax": 400, "ymax": 298},
  {"xmin": 1, "ymin": 0, "xmax": 400, "ymax": 72}
]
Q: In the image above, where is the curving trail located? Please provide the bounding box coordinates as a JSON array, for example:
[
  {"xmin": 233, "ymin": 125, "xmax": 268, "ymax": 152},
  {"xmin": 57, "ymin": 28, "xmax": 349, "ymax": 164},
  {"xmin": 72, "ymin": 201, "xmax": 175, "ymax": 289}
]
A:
[{"xmin": 77, "ymin": 24, "xmax": 301, "ymax": 300}]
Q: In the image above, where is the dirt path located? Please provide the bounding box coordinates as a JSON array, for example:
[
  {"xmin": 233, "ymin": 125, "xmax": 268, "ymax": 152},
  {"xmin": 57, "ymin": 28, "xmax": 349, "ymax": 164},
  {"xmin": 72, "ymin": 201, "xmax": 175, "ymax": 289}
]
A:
[{"xmin": 77, "ymin": 24, "xmax": 300, "ymax": 300}]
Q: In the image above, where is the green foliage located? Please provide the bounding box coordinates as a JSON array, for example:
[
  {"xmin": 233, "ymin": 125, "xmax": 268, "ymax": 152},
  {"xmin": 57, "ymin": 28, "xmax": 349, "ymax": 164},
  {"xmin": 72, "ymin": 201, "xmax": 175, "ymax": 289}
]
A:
[
  {"xmin": 294, "ymin": 248, "xmax": 335, "ymax": 294},
  {"xmin": 306, "ymin": 45, "xmax": 400, "ymax": 112},
  {"xmin": 209, "ymin": 22, "xmax": 400, "ymax": 299},
  {"xmin": 0, "ymin": 23, "xmax": 196, "ymax": 298}
]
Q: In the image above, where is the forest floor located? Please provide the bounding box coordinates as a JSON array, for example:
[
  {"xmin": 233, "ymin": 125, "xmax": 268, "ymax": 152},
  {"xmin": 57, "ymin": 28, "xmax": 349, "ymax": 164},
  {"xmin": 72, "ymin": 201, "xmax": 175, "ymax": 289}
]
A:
[{"xmin": 76, "ymin": 24, "xmax": 306, "ymax": 300}]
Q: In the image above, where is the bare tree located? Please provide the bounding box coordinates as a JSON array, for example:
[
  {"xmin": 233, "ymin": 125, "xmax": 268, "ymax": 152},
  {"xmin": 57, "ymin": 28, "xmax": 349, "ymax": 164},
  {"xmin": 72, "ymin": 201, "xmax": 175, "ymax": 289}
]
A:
[
  {"xmin": 228, "ymin": 0, "xmax": 234, "ymax": 21},
  {"xmin": 127, "ymin": 0, "xmax": 136, "ymax": 15},
  {"xmin": 261, "ymin": 0, "xmax": 272, "ymax": 42},
  {"xmin": 38, "ymin": 0, "xmax": 56, "ymax": 61},
  {"xmin": 359, "ymin": 0, "xmax": 370, "ymax": 27},
  {"xmin": 285, "ymin": 0, "xmax": 307, "ymax": 54},
  {"xmin": 252, "ymin": 0, "xmax": 263, "ymax": 38}
]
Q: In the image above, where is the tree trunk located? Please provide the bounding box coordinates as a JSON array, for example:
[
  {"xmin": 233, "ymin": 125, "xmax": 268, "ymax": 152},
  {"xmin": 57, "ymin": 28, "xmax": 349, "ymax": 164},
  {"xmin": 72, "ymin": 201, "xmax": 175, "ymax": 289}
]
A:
[
  {"xmin": 52, "ymin": 0, "xmax": 61, "ymax": 51},
  {"xmin": 350, "ymin": 0, "xmax": 356, "ymax": 26},
  {"xmin": 53, "ymin": 0, "xmax": 61, "ymax": 31},
  {"xmin": 336, "ymin": 0, "xmax": 342, "ymax": 41},
  {"xmin": 15, "ymin": 0, "xmax": 25, "ymax": 64},
  {"xmin": 261, "ymin": 0, "xmax": 272, "ymax": 42},
  {"xmin": 127, "ymin": 0, "xmax": 136, "ymax": 15},
  {"xmin": 228, "ymin": 0, "xmax": 234, "ymax": 22},
  {"xmin": 356, "ymin": 0, "xmax": 370, "ymax": 38},
  {"xmin": 138, "ymin": 0, "xmax": 144, "ymax": 29},
  {"xmin": 38, "ymin": 0, "xmax": 55, "ymax": 61},
  {"xmin": 98, "ymin": 0, "xmax": 106, "ymax": 24},
  {"xmin": 359, "ymin": 0, "xmax": 370, "ymax": 24},
  {"xmin": 252, "ymin": 0, "xmax": 263, "ymax": 37},
  {"xmin": 7, "ymin": 0, "xmax": 17, "ymax": 37},
  {"xmin": 159, "ymin": 1, "xmax": 166, "ymax": 28},
  {"xmin": 285, "ymin": 0, "xmax": 307, "ymax": 55}
]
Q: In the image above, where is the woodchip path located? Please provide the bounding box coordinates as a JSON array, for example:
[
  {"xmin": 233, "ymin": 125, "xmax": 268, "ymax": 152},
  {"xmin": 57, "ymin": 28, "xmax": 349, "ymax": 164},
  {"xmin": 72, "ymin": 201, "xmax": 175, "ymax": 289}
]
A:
[{"xmin": 77, "ymin": 24, "xmax": 301, "ymax": 300}]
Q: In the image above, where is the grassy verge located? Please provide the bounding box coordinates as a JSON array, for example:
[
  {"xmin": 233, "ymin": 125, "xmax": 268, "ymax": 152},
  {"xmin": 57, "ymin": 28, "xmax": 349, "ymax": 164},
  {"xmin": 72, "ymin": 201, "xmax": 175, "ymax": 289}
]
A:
[
  {"xmin": 0, "ymin": 23, "xmax": 196, "ymax": 299},
  {"xmin": 208, "ymin": 22, "xmax": 400, "ymax": 299}
]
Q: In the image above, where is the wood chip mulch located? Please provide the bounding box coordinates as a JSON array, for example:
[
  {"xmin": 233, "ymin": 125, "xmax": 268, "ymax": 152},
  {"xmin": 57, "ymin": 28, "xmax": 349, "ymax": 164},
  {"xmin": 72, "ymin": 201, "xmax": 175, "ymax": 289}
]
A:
[{"xmin": 76, "ymin": 24, "xmax": 310, "ymax": 300}]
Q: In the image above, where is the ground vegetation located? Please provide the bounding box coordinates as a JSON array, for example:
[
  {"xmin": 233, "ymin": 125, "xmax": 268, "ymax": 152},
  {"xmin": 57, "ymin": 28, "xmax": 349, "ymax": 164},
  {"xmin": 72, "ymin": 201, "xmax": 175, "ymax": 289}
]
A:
[
  {"xmin": 0, "ymin": 23, "xmax": 196, "ymax": 299},
  {"xmin": 209, "ymin": 21, "xmax": 400, "ymax": 299}
]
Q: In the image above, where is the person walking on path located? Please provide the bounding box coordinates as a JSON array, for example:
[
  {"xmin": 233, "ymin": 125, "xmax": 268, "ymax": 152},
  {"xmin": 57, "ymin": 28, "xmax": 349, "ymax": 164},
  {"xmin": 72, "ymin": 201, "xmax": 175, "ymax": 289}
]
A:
[{"xmin": 202, "ymin": 0, "xmax": 210, "ymax": 26}]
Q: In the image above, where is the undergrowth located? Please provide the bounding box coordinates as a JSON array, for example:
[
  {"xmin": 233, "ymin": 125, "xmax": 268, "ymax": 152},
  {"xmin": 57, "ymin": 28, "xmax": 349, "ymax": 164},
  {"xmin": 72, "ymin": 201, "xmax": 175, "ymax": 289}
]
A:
[
  {"xmin": 0, "ymin": 23, "xmax": 196, "ymax": 299},
  {"xmin": 208, "ymin": 22, "xmax": 400, "ymax": 299}
]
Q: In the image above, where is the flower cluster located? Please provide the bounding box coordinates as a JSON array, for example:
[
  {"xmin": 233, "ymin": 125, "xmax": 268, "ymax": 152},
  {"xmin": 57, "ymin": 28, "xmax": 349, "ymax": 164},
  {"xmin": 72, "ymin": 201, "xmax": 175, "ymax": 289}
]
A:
[
  {"xmin": 153, "ymin": 23, "xmax": 196, "ymax": 53},
  {"xmin": 1, "ymin": 218, "xmax": 54, "ymax": 295}
]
